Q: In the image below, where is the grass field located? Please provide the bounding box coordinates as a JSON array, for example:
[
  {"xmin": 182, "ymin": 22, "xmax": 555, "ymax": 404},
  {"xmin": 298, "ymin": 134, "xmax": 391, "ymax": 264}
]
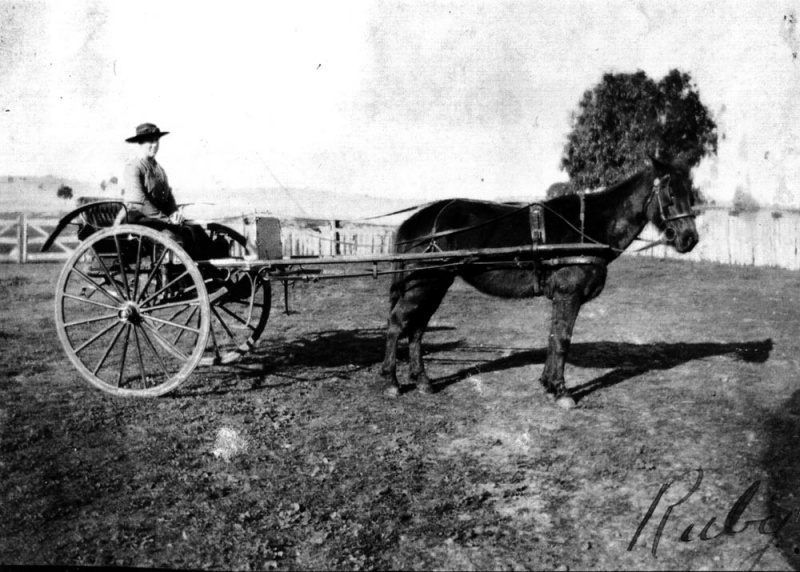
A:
[{"xmin": 1, "ymin": 256, "xmax": 799, "ymax": 570}]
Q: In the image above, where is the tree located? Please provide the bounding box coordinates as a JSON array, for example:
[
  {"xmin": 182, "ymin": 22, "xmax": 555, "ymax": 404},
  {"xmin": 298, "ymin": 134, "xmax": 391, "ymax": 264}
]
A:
[
  {"xmin": 561, "ymin": 69, "xmax": 717, "ymax": 190},
  {"xmin": 730, "ymin": 186, "xmax": 759, "ymax": 215},
  {"xmin": 57, "ymin": 184, "xmax": 73, "ymax": 200}
]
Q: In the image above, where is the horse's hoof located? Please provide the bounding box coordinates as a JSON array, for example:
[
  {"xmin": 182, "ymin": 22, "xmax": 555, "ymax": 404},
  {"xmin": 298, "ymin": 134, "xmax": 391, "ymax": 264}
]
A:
[
  {"xmin": 383, "ymin": 385, "xmax": 400, "ymax": 398},
  {"xmin": 417, "ymin": 382, "xmax": 434, "ymax": 395},
  {"xmin": 556, "ymin": 396, "xmax": 576, "ymax": 410}
]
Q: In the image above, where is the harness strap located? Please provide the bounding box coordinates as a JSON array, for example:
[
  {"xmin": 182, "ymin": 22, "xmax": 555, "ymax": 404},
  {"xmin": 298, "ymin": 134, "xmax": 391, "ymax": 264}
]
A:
[
  {"xmin": 540, "ymin": 255, "xmax": 607, "ymax": 267},
  {"xmin": 529, "ymin": 204, "xmax": 546, "ymax": 244}
]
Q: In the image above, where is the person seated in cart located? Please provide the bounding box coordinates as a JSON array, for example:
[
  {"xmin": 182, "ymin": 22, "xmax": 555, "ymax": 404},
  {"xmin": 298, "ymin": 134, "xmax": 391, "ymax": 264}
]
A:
[{"xmin": 123, "ymin": 122, "xmax": 219, "ymax": 259}]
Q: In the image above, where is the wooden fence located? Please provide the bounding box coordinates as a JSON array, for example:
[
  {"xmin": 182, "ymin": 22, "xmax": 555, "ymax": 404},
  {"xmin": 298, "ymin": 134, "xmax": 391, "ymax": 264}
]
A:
[
  {"xmin": 3, "ymin": 207, "xmax": 800, "ymax": 270},
  {"xmin": 0, "ymin": 213, "xmax": 395, "ymax": 263},
  {"xmin": 625, "ymin": 206, "xmax": 800, "ymax": 271}
]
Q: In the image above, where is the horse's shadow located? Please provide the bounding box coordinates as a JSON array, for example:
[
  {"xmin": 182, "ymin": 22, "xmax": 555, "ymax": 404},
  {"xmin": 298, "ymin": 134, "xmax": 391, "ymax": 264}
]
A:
[
  {"xmin": 764, "ymin": 386, "xmax": 800, "ymax": 570},
  {"xmin": 200, "ymin": 328, "xmax": 772, "ymax": 401},
  {"xmin": 434, "ymin": 338, "xmax": 773, "ymax": 402}
]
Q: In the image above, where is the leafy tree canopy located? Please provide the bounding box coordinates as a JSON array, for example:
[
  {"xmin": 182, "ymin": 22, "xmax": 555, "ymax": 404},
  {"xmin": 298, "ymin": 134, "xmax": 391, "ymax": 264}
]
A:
[
  {"xmin": 561, "ymin": 69, "xmax": 717, "ymax": 190},
  {"xmin": 57, "ymin": 184, "xmax": 73, "ymax": 200}
]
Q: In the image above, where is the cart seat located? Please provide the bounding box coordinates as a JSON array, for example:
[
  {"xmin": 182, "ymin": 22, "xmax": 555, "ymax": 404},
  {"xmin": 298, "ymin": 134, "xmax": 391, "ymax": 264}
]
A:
[{"xmin": 76, "ymin": 197, "xmax": 125, "ymax": 230}]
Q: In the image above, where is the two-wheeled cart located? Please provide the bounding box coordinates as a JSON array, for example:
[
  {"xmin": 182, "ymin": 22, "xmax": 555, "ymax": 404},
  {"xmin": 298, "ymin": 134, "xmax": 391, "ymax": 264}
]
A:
[{"xmin": 43, "ymin": 200, "xmax": 610, "ymax": 397}]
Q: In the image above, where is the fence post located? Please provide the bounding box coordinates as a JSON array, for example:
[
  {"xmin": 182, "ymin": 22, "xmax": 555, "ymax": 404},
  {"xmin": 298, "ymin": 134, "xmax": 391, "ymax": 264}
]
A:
[{"xmin": 19, "ymin": 213, "xmax": 28, "ymax": 263}]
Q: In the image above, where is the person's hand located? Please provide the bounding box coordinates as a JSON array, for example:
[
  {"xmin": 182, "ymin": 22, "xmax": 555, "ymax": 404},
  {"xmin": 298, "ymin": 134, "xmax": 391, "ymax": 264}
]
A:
[{"xmin": 169, "ymin": 211, "xmax": 184, "ymax": 224}]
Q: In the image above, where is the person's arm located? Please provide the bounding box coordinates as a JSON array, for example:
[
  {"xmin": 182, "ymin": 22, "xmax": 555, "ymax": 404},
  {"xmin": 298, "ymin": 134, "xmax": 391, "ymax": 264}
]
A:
[
  {"xmin": 159, "ymin": 168, "xmax": 182, "ymax": 222},
  {"xmin": 123, "ymin": 162, "xmax": 146, "ymax": 208}
]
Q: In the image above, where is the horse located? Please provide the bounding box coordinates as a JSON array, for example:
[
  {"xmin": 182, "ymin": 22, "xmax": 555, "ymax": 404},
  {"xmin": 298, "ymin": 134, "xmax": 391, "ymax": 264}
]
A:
[{"xmin": 379, "ymin": 156, "xmax": 699, "ymax": 408}]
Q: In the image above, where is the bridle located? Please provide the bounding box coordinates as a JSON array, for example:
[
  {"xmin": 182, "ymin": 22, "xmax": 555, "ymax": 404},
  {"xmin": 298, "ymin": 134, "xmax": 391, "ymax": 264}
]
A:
[{"xmin": 649, "ymin": 175, "xmax": 696, "ymax": 242}]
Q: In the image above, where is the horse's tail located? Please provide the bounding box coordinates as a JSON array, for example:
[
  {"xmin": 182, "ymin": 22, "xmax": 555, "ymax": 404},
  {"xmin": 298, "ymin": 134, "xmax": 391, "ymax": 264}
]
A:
[
  {"xmin": 388, "ymin": 229, "xmax": 407, "ymax": 305},
  {"xmin": 386, "ymin": 199, "xmax": 452, "ymax": 305}
]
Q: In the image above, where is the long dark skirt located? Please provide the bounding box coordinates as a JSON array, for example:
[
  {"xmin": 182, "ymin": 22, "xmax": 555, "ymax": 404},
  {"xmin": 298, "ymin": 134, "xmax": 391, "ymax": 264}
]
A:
[{"xmin": 127, "ymin": 213, "xmax": 216, "ymax": 259}]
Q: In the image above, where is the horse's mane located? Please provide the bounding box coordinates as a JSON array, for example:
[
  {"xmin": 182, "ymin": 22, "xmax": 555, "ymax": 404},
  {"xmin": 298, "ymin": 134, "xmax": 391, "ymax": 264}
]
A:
[
  {"xmin": 588, "ymin": 166, "xmax": 653, "ymax": 201},
  {"xmin": 543, "ymin": 165, "xmax": 654, "ymax": 211}
]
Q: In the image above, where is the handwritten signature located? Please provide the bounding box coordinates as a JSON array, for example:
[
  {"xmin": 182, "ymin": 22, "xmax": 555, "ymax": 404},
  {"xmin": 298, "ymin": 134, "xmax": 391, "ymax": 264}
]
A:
[{"xmin": 628, "ymin": 468, "xmax": 794, "ymax": 567}]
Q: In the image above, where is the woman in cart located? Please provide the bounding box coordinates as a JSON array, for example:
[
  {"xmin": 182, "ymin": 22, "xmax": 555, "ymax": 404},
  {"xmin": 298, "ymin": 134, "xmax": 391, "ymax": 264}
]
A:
[{"xmin": 123, "ymin": 122, "xmax": 215, "ymax": 258}]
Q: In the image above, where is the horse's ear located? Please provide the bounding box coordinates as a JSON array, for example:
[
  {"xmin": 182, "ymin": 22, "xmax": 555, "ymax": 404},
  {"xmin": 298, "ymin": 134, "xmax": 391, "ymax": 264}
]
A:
[
  {"xmin": 654, "ymin": 174, "xmax": 671, "ymax": 188},
  {"xmin": 649, "ymin": 154, "xmax": 668, "ymax": 172}
]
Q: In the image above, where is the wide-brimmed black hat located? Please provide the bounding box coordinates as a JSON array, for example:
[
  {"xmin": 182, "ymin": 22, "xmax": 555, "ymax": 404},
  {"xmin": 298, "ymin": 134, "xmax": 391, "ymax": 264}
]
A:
[{"xmin": 125, "ymin": 123, "xmax": 170, "ymax": 143}]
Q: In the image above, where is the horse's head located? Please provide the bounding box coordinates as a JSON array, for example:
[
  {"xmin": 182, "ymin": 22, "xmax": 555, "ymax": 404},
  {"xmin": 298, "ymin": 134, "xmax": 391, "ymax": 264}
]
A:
[{"xmin": 646, "ymin": 156, "xmax": 699, "ymax": 253}]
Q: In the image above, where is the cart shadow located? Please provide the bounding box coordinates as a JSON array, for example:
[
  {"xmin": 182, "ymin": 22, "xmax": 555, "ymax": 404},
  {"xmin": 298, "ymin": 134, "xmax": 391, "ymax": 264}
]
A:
[
  {"xmin": 184, "ymin": 327, "xmax": 460, "ymax": 394},
  {"xmin": 189, "ymin": 328, "xmax": 772, "ymax": 400},
  {"xmin": 432, "ymin": 338, "xmax": 774, "ymax": 402}
]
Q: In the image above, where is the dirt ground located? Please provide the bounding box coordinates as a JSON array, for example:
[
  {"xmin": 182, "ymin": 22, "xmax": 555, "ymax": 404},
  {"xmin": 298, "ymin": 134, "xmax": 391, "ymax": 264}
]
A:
[{"xmin": 2, "ymin": 256, "xmax": 800, "ymax": 571}]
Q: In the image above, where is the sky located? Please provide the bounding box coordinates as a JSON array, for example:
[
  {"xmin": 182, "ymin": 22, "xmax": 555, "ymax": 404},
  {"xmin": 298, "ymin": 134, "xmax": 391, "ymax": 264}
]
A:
[{"xmin": 2, "ymin": 0, "xmax": 800, "ymax": 209}]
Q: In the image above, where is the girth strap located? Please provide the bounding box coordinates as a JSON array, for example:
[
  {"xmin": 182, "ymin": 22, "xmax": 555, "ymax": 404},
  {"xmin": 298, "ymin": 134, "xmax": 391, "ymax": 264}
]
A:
[{"xmin": 541, "ymin": 255, "xmax": 607, "ymax": 267}]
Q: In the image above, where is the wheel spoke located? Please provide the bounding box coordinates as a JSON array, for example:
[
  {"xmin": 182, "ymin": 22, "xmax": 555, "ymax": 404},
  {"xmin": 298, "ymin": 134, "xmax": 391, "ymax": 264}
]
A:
[
  {"xmin": 137, "ymin": 324, "xmax": 173, "ymax": 375},
  {"xmin": 154, "ymin": 304, "xmax": 193, "ymax": 332},
  {"xmin": 132, "ymin": 323, "xmax": 149, "ymax": 387},
  {"xmin": 136, "ymin": 245, "xmax": 169, "ymax": 304},
  {"xmin": 139, "ymin": 298, "xmax": 199, "ymax": 314},
  {"xmin": 216, "ymin": 301, "xmax": 257, "ymax": 331},
  {"xmin": 207, "ymin": 322, "xmax": 222, "ymax": 360},
  {"xmin": 64, "ymin": 312, "xmax": 119, "ymax": 328},
  {"xmin": 92, "ymin": 246, "xmax": 127, "ymax": 301},
  {"xmin": 141, "ymin": 321, "xmax": 191, "ymax": 362},
  {"xmin": 142, "ymin": 313, "xmax": 202, "ymax": 335},
  {"xmin": 211, "ymin": 305, "xmax": 244, "ymax": 348},
  {"xmin": 73, "ymin": 320, "xmax": 121, "ymax": 354},
  {"xmin": 117, "ymin": 324, "xmax": 131, "ymax": 387},
  {"xmin": 62, "ymin": 293, "xmax": 121, "ymax": 311},
  {"xmin": 172, "ymin": 306, "xmax": 198, "ymax": 346},
  {"xmin": 114, "ymin": 233, "xmax": 131, "ymax": 300},
  {"xmin": 70, "ymin": 266, "xmax": 124, "ymax": 305},
  {"xmin": 132, "ymin": 235, "xmax": 144, "ymax": 301},
  {"xmin": 92, "ymin": 322, "xmax": 126, "ymax": 375},
  {"xmin": 139, "ymin": 270, "xmax": 192, "ymax": 308}
]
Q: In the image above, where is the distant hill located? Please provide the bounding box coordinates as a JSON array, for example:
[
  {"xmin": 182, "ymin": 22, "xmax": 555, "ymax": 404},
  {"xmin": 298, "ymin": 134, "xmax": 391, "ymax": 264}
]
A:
[
  {"xmin": 0, "ymin": 175, "xmax": 423, "ymax": 224},
  {"xmin": 0, "ymin": 175, "xmax": 103, "ymax": 214}
]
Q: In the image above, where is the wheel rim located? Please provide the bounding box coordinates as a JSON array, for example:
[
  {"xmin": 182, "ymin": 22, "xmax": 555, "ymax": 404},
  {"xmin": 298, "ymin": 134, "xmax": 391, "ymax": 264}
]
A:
[
  {"xmin": 55, "ymin": 225, "xmax": 210, "ymax": 397},
  {"xmin": 201, "ymin": 271, "xmax": 272, "ymax": 365}
]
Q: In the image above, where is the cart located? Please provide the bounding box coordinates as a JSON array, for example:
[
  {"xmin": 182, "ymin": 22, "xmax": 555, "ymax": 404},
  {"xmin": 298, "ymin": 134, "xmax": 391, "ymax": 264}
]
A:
[{"xmin": 42, "ymin": 199, "xmax": 611, "ymax": 397}]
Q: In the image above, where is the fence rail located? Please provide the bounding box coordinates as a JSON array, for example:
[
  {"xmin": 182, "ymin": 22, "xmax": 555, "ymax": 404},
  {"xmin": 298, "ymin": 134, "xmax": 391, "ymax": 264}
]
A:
[
  {"xmin": 3, "ymin": 207, "xmax": 800, "ymax": 270},
  {"xmin": 624, "ymin": 207, "xmax": 800, "ymax": 270},
  {"xmin": 0, "ymin": 213, "xmax": 396, "ymax": 263}
]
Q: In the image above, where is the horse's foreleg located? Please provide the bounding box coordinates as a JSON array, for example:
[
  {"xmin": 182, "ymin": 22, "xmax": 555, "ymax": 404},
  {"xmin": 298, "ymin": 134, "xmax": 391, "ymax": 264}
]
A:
[{"xmin": 541, "ymin": 292, "xmax": 582, "ymax": 408}]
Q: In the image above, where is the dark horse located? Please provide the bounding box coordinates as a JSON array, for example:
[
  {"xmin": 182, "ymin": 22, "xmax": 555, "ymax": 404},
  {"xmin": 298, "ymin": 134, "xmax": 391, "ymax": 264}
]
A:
[{"xmin": 379, "ymin": 157, "xmax": 699, "ymax": 408}]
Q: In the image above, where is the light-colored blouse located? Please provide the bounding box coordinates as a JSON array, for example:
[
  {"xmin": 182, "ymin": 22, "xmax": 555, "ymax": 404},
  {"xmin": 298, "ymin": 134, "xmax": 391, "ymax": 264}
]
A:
[{"xmin": 123, "ymin": 157, "xmax": 177, "ymax": 220}]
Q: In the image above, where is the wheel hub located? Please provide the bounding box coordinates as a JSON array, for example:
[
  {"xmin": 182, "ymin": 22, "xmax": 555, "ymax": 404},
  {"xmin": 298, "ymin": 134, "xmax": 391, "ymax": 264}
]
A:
[{"xmin": 118, "ymin": 302, "xmax": 141, "ymax": 324}]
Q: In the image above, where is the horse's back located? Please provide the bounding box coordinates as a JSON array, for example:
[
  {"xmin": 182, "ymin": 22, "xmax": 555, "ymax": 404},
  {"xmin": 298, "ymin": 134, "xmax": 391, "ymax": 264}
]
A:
[{"xmin": 395, "ymin": 199, "xmax": 531, "ymax": 254}]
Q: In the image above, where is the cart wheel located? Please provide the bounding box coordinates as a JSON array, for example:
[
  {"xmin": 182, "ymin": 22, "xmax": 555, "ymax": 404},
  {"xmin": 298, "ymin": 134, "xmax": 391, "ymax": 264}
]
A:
[
  {"xmin": 55, "ymin": 225, "xmax": 211, "ymax": 397},
  {"xmin": 201, "ymin": 271, "xmax": 272, "ymax": 365}
]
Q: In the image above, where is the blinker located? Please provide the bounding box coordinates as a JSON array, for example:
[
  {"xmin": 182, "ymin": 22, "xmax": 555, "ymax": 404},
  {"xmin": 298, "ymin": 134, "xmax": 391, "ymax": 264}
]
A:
[{"xmin": 657, "ymin": 175, "xmax": 673, "ymax": 208}]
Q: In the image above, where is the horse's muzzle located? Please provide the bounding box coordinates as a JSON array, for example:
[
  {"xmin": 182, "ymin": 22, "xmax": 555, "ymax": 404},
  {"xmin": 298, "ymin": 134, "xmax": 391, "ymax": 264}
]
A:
[{"xmin": 669, "ymin": 228, "xmax": 699, "ymax": 253}]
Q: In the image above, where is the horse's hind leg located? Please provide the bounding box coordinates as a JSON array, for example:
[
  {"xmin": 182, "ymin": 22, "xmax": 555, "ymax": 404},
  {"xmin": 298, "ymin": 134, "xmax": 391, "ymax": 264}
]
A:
[
  {"xmin": 380, "ymin": 296, "xmax": 403, "ymax": 396},
  {"xmin": 379, "ymin": 269, "xmax": 454, "ymax": 396},
  {"xmin": 541, "ymin": 291, "xmax": 582, "ymax": 409}
]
